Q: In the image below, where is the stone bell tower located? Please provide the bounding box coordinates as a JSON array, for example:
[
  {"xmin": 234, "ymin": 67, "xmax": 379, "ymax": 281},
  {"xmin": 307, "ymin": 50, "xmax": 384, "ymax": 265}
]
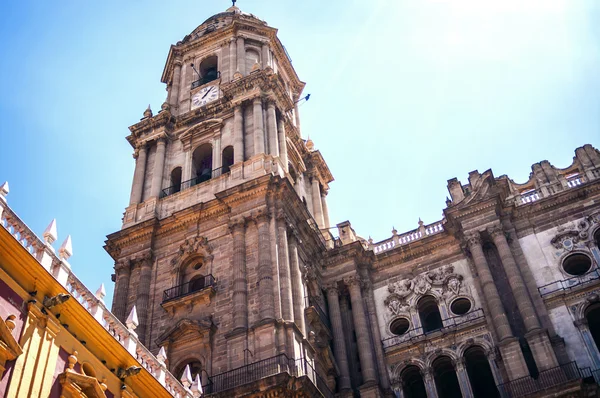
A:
[{"xmin": 105, "ymin": 4, "xmax": 335, "ymax": 396}]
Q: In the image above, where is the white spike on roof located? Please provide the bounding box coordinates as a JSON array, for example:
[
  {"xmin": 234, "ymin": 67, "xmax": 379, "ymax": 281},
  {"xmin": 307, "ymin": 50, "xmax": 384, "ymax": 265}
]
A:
[
  {"xmin": 95, "ymin": 283, "xmax": 106, "ymax": 301},
  {"xmin": 157, "ymin": 346, "xmax": 167, "ymax": 363},
  {"xmin": 59, "ymin": 235, "xmax": 73, "ymax": 260},
  {"xmin": 43, "ymin": 219, "xmax": 58, "ymax": 245},
  {"xmin": 126, "ymin": 305, "xmax": 139, "ymax": 330},
  {"xmin": 0, "ymin": 181, "xmax": 9, "ymax": 202},
  {"xmin": 191, "ymin": 373, "xmax": 203, "ymax": 395},
  {"xmin": 181, "ymin": 364, "xmax": 193, "ymax": 388}
]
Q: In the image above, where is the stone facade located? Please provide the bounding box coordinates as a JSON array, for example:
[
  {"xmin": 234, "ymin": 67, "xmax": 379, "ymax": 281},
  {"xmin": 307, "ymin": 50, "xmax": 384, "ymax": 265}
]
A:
[{"xmin": 105, "ymin": 4, "xmax": 600, "ymax": 398}]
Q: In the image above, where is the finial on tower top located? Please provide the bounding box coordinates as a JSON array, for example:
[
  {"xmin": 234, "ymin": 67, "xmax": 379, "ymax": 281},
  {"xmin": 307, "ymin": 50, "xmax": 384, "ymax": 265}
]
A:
[{"xmin": 226, "ymin": 0, "xmax": 240, "ymax": 13}]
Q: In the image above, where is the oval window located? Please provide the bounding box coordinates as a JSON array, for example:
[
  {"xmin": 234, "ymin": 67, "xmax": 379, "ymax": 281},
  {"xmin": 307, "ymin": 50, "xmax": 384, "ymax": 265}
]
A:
[
  {"xmin": 562, "ymin": 253, "xmax": 592, "ymax": 276},
  {"xmin": 450, "ymin": 298, "xmax": 472, "ymax": 315},
  {"xmin": 390, "ymin": 318, "xmax": 410, "ymax": 336}
]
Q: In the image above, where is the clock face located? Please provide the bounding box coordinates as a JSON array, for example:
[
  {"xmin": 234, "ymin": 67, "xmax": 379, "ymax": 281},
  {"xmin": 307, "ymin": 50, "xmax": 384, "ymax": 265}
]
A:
[{"xmin": 191, "ymin": 85, "xmax": 219, "ymax": 109}]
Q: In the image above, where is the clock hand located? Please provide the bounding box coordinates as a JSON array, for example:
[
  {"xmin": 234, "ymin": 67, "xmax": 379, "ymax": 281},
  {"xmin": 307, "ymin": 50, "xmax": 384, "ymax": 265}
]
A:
[{"xmin": 201, "ymin": 86, "xmax": 214, "ymax": 99}]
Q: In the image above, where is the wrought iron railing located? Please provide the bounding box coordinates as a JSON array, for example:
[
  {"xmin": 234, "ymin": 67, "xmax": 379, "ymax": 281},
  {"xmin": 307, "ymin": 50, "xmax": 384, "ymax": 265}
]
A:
[
  {"xmin": 382, "ymin": 309, "xmax": 485, "ymax": 349},
  {"xmin": 191, "ymin": 71, "xmax": 221, "ymax": 89},
  {"xmin": 304, "ymin": 296, "xmax": 331, "ymax": 330},
  {"xmin": 538, "ymin": 268, "xmax": 600, "ymax": 297},
  {"xmin": 160, "ymin": 166, "xmax": 231, "ymax": 198},
  {"xmin": 201, "ymin": 354, "xmax": 332, "ymax": 397},
  {"xmin": 497, "ymin": 361, "xmax": 581, "ymax": 397},
  {"xmin": 162, "ymin": 275, "xmax": 215, "ymax": 303}
]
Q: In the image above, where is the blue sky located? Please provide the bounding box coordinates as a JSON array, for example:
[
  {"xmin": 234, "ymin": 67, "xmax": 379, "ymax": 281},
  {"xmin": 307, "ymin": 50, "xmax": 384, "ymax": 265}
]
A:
[{"xmin": 1, "ymin": 0, "xmax": 599, "ymax": 306}]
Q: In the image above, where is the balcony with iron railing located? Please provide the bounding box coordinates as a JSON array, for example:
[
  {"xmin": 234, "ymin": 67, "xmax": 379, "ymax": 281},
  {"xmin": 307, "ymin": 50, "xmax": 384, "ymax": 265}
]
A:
[
  {"xmin": 497, "ymin": 361, "xmax": 583, "ymax": 397},
  {"xmin": 191, "ymin": 71, "xmax": 221, "ymax": 89},
  {"xmin": 201, "ymin": 354, "xmax": 333, "ymax": 398},
  {"xmin": 538, "ymin": 268, "xmax": 600, "ymax": 298},
  {"xmin": 304, "ymin": 295, "xmax": 331, "ymax": 332},
  {"xmin": 160, "ymin": 166, "xmax": 230, "ymax": 198},
  {"xmin": 382, "ymin": 309, "xmax": 485, "ymax": 350},
  {"xmin": 162, "ymin": 274, "xmax": 216, "ymax": 305}
]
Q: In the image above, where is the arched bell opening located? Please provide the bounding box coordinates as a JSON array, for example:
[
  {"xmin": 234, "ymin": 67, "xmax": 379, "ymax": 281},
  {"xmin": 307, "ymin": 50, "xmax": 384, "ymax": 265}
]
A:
[
  {"xmin": 175, "ymin": 360, "xmax": 203, "ymax": 383},
  {"xmin": 192, "ymin": 143, "xmax": 213, "ymax": 185},
  {"xmin": 222, "ymin": 146, "xmax": 234, "ymax": 173},
  {"xmin": 586, "ymin": 302, "xmax": 600, "ymax": 354},
  {"xmin": 199, "ymin": 56, "xmax": 218, "ymax": 83},
  {"xmin": 170, "ymin": 167, "xmax": 182, "ymax": 193},
  {"xmin": 464, "ymin": 346, "xmax": 499, "ymax": 398},
  {"xmin": 401, "ymin": 365, "xmax": 427, "ymax": 398},
  {"xmin": 417, "ymin": 295, "xmax": 443, "ymax": 333},
  {"xmin": 432, "ymin": 356, "xmax": 462, "ymax": 398}
]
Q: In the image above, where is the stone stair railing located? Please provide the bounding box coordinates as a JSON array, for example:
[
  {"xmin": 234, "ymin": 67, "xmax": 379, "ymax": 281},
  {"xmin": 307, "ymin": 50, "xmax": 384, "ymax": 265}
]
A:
[{"xmin": 369, "ymin": 220, "xmax": 444, "ymax": 255}]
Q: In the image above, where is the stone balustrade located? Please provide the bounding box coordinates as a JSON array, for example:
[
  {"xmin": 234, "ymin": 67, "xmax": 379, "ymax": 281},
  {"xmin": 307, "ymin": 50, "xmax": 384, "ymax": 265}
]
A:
[
  {"xmin": 370, "ymin": 221, "xmax": 444, "ymax": 255},
  {"xmin": 0, "ymin": 188, "xmax": 192, "ymax": 398}
]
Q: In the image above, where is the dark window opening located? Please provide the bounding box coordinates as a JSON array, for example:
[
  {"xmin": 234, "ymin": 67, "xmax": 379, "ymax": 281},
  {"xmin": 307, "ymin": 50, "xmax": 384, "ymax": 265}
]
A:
[
  {"xmin": 190, "ymin": 275, "xmax": 206, "ymax": 292},
  {"xmin": 222, "ymin": 146, "xmax": 234, "ymax": 173},
  {"xmin": 192, "ymin": 143, "xmax": 213, "ymax": 184},
  {"xmin": 520, "ymin": 338, "xmax": 539, "ymax": 379},
  {"xmin": 450, "ymin": 298, "xmax": 472, "ymax": 316},
  {"xmin": 390, "ymin": 318, "xmax": 410, "ymax": 336},
  {"xmin": 563, "ymin": 253, "xmax": 592, "ymax": 276},
  {"xmin": 199, "ymin": 56, "xmax": 218, "ymax": 83},
  {"xmin": 176, "ymin": 361, "xmax": 203, "ymax": 381},
  {"xmin": 432, "ymin": 356, "xmax": 463, "ymax": 398},
  {"xmin": 586, "ymin": 303, "xmax": 600, "ymax": 354},
  {"xmin": 418, "ymin": 295, "xmax": 443, "ymax": 333},
  {"xmin": 595, "ymin": 229, "xmax": 600, "ymax": 250},
  {"xmin": 170, "ymin": 167, "xmax": 182, "ymax": 193},
  {"xmin": 401, "ymin": 366, "xmax": 427, "ymax": 398},
  {"xmin": 464, "ymin": 346, "xmax": 499, "ymax": 398}
]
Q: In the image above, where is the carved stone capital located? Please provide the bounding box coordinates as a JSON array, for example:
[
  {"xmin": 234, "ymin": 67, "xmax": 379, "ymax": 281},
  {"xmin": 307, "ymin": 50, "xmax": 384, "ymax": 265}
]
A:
[
  {"xmin": 324, "ymin": 283, "xmax": 339, "ymax": 295},
  {"xmin": 228, "ymin": 216, "xmax": 247, "ymax": 233},
  {"xmin": 487, "ymin": 224, "xmax": 504, "ymax": 239},
  {"xmin": 343, "ymin": 275, "xmax": 363, "ymax": 289},
  {"xmin": 115, "ymin": 259, "xmax": 131, "ymax": 273},
  {"xmin": 464, "ymin": 232, "xmax": 481, "ymax": 247},
  {"xmin": 251, "ymin": 209, "xmax": 270, "ymax": 224}
]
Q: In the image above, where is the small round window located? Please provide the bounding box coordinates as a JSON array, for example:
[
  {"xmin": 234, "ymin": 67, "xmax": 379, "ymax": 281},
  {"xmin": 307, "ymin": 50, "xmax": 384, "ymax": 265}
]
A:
[
  {"xmin": 562, "ymin": 253, "xmax": 592, "ymax": 276},
  {"xmin": 390, "ymin": 318, "xmax": 410, "ymax": 336},
  {"xmin": 450, "ymin": 298, "xmax": 472, "ymax": 315}
]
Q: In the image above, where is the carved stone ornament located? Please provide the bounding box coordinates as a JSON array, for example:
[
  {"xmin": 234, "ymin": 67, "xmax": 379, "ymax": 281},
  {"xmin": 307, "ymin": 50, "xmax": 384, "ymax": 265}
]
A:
[
  {"xmin": 384, "ymin": 265, "xmax": 464, "ymax": 315},
  {"xmin": 552, "ymin": 215, "xmax": 597, "ymax": 250},
  {"xmin": 171, "ymin": 236, "xmax": 213, "ymax": 266}
]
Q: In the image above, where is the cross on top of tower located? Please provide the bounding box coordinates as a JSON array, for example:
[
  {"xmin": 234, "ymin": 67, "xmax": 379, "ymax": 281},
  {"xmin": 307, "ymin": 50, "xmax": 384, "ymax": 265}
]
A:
[{"xmin": 232, "ymin": 0, "xmax": 236, "ymax": 6}]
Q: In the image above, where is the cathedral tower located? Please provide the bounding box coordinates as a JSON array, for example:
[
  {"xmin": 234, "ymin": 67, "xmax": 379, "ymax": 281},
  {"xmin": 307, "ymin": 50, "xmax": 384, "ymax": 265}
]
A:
[{"xmin": 105, "ymin": 4, "xmax": 335, "ymax": 396}]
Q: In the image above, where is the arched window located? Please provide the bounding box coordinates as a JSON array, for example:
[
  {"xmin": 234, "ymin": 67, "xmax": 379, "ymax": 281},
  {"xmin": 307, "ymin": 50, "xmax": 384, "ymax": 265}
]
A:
[
  {"xmin": 199, "ymin": 56, "xmax": 218, "ymax": 84},
  {"xmin": 192, "ymin": 144, "xmax": 213, "ymax": 185},
  {"xmin": 417, "ymin": 295, "xmax": 443, "ymax": 333},
  {"xmin": 595, "ymin": 228, "xmax": 600, "ymax": 249},
  {"xmin": 170, "ymin": 167, "xmax": 182, "ymax": 193},
  {"xmin": 432, "ymin": 356, "xmax": 462, "ymax": 398},
  {"xmin": 222, "ymin": 146, "xmax": 234, "ymax": 173},
  {"xmin": 464, "ymin": 346, "xmax": 499, "ymax": 398},
  {"xmin": 401, "ymin": 366, "xmax": 427, "ymax": 398},
  {"xmin": 586, "ymin": 303, "xmax": 600, "ymax": 353},
  {"xmin": 190, "ymin": 275, "xmax": 206, "ymax": 292}
]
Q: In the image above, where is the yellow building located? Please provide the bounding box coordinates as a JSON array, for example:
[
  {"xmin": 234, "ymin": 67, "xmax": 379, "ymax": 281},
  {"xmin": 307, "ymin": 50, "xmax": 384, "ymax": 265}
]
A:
[{"xmin": 0, "ymin": 182, "xmax": 194, "ymax": 398}]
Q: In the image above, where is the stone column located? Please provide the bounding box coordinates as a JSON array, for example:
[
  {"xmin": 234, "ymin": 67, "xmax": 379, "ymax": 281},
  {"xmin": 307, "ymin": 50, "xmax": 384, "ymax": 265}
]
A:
[
  {"xmin": 112, "ymin": 260, "xmax": 130, "ymax": 321},
  {"xmin": 253, "ymin": 98, "xmax": 265, "ymax": 155},
  {"xmin": 261, "ymin": 42, "xmax": 270, "ymax": 69},
  {"xmin": 276, "ymin": 212, "xmax": 293, "ymax": 321},
  {"xmin": 257, "ymin": 213, "xmax": 275, "ymax": 321},
  {"xmin": 288, "ymin": 235, "xmax": 306, "ymax": 335},
  {"xmin": 212, "ymin": 136, "xmax": 222, "ymax": 171},
  {"xmin": 236, "ymin": 36, "xmax": 245, "ymax": 76},
  {"xmin": 488, "ymin": 225, "xmax": 541, "ymax": 332},
  {"xmin": 150, "ymin": 137, "xmax": 167, "ymax": 198},
  {"xmin": 455, "ymin": 359, "xmax": 474, "ymax": 398},
  {"xmin": 233, "ymin": 105, "xmax": 244, "ymax": 164},
  {"xmin": 465, "ymin": 232, "xmax": 513, "ymax": 341},
  {"xmin": 325, "ymin": 284, "xmax": 351, "ymax": 391},
  {"xmin": 311, "ymin": 177, "xmax": 325, "ymax": 228},
  {"xmin": 170, "ymin": 61, "xmax": 182, "ymax": 109},
  {"xmin": 129, "ymin": 145, "xmax": 147, "ymax": 205},
  {"xmin": 230, "ymin": 218, "xmax": 248, "ymax": 330},
  {"xmin": 344, "ymin": 276, "xmax": 377, "ymax": 384},
  {"xmin": 229, "ymin": 38, "xmax": 237, "ymax": 80},
  {"xmin": 136, "ymin": 256, "xmax": 153, "ymax": 343},
  {"xmin": 277, "ymin": 117, "xmax": 288, "ymax": 171},
  {"xmin": 266, "ymin": 102, "xmax": 279, "ymax": 157},
  {"xmin": 423, "ymin": 369, "xmax": 439, "ymax": 398},
  {"xmin": 321, "ymin": 191, "xmax": 331, "ymax": 229}
]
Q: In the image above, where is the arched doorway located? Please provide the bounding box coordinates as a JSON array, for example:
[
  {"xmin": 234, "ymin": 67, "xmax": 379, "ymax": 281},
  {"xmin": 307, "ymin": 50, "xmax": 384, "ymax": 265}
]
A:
[
  {"xmin": 417, "ymin": 295, "xmax": 443, "ymax": 333},
  {"xmin": 464, "ymin": 346, "xmax": 499, "ymax": 398},
  {"xmin": 222, "ymin": 146, "xmax": 234, "ymax": 173},
  {"xmin": 586, "ymin": 303, "xmax": 600, "ymax": 353},
  {"xmin": 170, "ymin": 167, "xmax": 182, "ymax": 193},
  {"xmin": 401, "ymin": 365, "xmax": 427, "ymax": 398},
  {"xmin": 192, "ymin": 144, "xmax": 213, "ymax": 185},
  {"xmin": 432, "ymin": 356, "xmax": 462, "ymax": 398}
]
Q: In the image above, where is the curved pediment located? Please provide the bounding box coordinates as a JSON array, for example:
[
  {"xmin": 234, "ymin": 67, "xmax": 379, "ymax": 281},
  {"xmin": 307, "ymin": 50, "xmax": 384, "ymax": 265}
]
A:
[{"xmin": 156, "ymin": 317, "xmax": 215, "ymax": 346}]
